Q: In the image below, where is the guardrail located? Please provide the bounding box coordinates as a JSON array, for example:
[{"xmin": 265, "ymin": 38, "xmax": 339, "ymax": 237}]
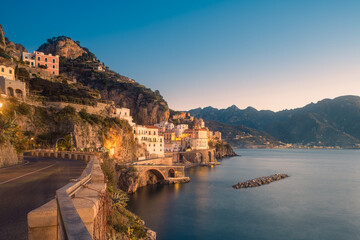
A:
[{"xmin": 56, "ymin": 156, "xmax": 95, "ymax": 240}]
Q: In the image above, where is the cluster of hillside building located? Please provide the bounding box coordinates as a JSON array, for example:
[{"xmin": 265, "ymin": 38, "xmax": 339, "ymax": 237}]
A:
[
  {"xmin": 1, "ymin": 50, "xmax": 222, "ymax": 159},
  {"xmin": 115, "ymin": 108, "xmax": 221, "ymax": 159},
  {"xmin": 0, "ymin": 50, "xmax": 61, "ymax": 98},
  {"xmin": 22, "ymin": 51, "xmax": 60, "ymax": 75}
]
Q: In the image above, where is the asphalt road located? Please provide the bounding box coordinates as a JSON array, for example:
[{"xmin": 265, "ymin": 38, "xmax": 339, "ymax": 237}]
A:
[{"xmin": 0, "ymin": 156, "xmax": 86, "ymax": 240}]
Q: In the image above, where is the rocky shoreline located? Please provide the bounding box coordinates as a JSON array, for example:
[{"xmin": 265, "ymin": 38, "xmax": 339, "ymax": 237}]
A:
[{"xmin": 232, "ymin": 173, "xmax": 289, "ymax": 189}]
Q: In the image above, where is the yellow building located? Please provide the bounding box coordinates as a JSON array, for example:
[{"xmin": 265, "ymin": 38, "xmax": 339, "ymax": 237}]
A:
[{"xmin": 0, "ymin": 65, "xmax": 15, "ymax": 80}]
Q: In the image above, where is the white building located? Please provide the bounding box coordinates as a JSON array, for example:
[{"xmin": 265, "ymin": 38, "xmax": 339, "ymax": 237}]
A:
[
  {"xmin": 190, "ymin": 129, "xmax": 209, "ymax": 150},
  {"xmin": 133, "ymin": 125, "xmax": 164, "ymax": 158},
  {"xmin": 22, "ymin": 52, "xmax": 36, "ymax": 67},
  {"xmin": 155, "ymin": 121, "xmax": 175, "ymax": 131},
  {"xmin": 181, "ymin": 128, "xmax": 209, "ymax": 151},
  {"xmin": 174, "ymin": 124, "xmax": 189, "ymax": 137},
  {"xmin": 165, "ymin": 140, "xmax": 182, "ymax": 153},
  {"xmin": 115, "ymin": 107, "xmax": 135, "ymax": 126}
]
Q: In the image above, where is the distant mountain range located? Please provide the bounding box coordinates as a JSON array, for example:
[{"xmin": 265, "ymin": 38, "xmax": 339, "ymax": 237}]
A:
[{"xmin": 189, "ymin": 95, "xmax": 360, "ymax": 148}]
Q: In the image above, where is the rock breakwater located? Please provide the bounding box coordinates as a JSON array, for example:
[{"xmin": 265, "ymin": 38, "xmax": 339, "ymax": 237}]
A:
[{"xmin": 232, "ymin": 173, "xmax": 289, "ymax": 189}]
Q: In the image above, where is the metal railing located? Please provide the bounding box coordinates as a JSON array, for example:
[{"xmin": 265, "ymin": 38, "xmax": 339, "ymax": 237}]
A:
[{"xmin": 56, "ymin": 156, "xmax": 96, "ymax": 240}]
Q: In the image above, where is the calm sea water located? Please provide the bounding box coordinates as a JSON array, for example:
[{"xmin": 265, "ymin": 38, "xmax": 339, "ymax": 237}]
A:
[{"xmin": 127, "ymin": 149, "xmax": 360, "ymax": 240}]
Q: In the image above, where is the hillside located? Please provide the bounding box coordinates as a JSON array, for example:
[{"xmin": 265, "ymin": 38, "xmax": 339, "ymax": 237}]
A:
[
  {"xmin": 206, "ymin": 120, "xmax": 284, "ymax": 148},
  {"xmin": 36, "ymin": 36, "xmax": 169, "ymax": 124},
  {"xmin": 189, "ymin": 96, "xmax": 360, "ymax": 148}
]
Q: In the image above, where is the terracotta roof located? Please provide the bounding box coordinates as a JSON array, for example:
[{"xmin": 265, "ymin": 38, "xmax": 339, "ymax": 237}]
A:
[
  {"xmin": 183, "ymin": 129, "xmax": 193, "ymax": 133},
  {"xmin": 196, "ymin": 128, "xmax": 208, "ymax": 131},
  {"xmin": 145, "ymin": 125, "xmax": 159, "ymax": 129}
]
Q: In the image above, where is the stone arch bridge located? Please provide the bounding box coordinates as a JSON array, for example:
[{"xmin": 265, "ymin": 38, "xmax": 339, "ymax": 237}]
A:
[
  {"xmin": 176, "ymin": 148, "xmax": 217, "ymax": 165},
  {"xmin": 134, "ymin": 165, "xmax": 186, "ymax": 180}
]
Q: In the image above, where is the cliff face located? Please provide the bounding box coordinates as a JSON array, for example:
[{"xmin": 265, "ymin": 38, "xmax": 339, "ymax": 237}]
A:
[
  {"xmin": 100, "ymin": 86, "xmax": 170, "ymax": 124},
  {"xmin": 209, "ymin": 140, "xmax": 238, "ymax": 159},
  {"xmin": 37, "ymin": 36, "xmax": 86, "ymax": 59},
  {"xmin": 0, "ymin": 142, "xmax": 21, "ymax": 168},
  {"xmin": 0, "ymin": 24, "xmax": 5, "ymax": 50},
  {"xmin": 0, "ymin": 24, "xmax": 27, "ymax": 60}
]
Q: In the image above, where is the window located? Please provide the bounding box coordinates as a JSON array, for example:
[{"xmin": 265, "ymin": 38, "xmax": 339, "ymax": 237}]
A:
[
  {"xmin": 52, "ymin": 59, "xmax": 55, "ymax": 63},
  {"xmin": 45, "ymin": 64, "xmax": 47, "ymax": 67},
  {"xmin": 31, "ymin": 62, "xmax": 34, "ymax": 66},
  {"xmin": 1, "ymin": 68, "xmax": 4, "ymax": 72},
  {"xmin": 53, "ymin": 65, "xmax": 55, "ymax": 69},
  {"xmin": 45, "ymin": 58, "xmax": 47, "ymax": 62},
  {"xmin": 38, "ymin": 63, "xmax": 40, "ymax": 66},
  {"xmin": 9, "ymin": 69, "xmax": 12, "ymax": 74},
  {"xmin": 53, "ymin": 71, "xmax": 55, "ymax": 74},
  {"xmin": 38, "ymin": 57, "xmax": 40, "ymax": 61}
]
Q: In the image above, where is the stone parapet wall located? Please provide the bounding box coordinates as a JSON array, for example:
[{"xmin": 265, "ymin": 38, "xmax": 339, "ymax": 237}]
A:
[
  {"xmin": 43, "ymin": 101, "xmax": 112, "ymax": 115},
  {"xmin": 133, "ymin": 156, "xmax": 174, "ymax": 165},
  {"xmin": 27, "ymin": 151, "xmax": 106, "ymax": 240}
]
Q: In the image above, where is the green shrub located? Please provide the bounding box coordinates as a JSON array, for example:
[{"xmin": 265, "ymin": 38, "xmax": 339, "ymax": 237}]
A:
[{"xmin": 16, "ymin": 103, "xmax": 31, "ymax": 115}]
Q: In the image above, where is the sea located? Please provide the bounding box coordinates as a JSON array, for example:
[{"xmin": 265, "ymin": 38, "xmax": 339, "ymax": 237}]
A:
[{"xmin": 128, "ymin": 149, "xmax": 360, "ymax": 240}]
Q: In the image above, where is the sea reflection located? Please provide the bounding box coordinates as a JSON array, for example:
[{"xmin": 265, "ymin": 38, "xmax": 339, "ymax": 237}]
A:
[{"xmin": 128, "ymin": 149, "xmax": 360, "ymax": 240}]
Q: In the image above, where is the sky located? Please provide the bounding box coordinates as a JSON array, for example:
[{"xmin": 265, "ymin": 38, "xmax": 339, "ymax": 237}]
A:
[{"xmin": 2, "ymin": 0, "xmax": 360, "ymax": 111}]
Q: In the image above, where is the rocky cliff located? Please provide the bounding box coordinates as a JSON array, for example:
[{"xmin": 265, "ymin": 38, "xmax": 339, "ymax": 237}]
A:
[
  {"xmin": 0, "ymin": 24, "xmax": 5, "ymax": 50},
  {"xmin": 0, "ymin": 24, "xmax": 27, "ymax": 60},
  {"xmin": 1, "ymin": 98, "xmax": 144, "ymax": 163},
  {"xmin": 37, "ymin": 36, "xmax": 86, "ymax": 59},
  {"xmin": 210, "ymin": 140, "xmax": 238, "ymax": 159},
  {"xmin": 0, "ymin": 142, "xmax": 22, "ymax": 168}
]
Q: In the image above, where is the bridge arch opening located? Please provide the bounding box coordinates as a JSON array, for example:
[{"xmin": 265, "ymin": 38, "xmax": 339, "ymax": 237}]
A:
[
  {"xmin": 15, "ymin": 89, "xmax": 23, "ymax": 98},
  {"xmin": 196, "ymin": 152, "xmax": 203, "ymax": 163},
  {"xmin": 144, "ymin": 169, "xmax": 166, "ymax": 180},
  {"xmin": 168, "ymin": 169, "xmax": 175, "ymax": 178},
  {"xmin": 138, "ymin": 168, "xmax": 167, "ymax": 188}
]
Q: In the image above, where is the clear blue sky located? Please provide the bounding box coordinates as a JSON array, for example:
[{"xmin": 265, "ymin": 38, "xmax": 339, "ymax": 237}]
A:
[{"xmin": 2, "ymin": 0, "xmax": 360, "ymax": 111}]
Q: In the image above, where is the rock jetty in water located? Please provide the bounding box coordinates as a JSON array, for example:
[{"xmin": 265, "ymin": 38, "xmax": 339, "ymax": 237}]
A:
[{"xmin": 232, "ymin": 173, "xmax": 289, "ymax": 189}]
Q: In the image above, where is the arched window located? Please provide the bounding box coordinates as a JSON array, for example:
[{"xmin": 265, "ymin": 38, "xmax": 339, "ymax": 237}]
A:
[{"xmin": 7, "ymin": 87, "xmax": 14, "ymax": 97}]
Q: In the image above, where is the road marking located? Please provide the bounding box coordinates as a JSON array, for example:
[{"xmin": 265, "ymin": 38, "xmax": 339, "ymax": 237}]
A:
[{"xmin": 0, "ymin": 163, "xmax": 56, "ymax": 185}]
